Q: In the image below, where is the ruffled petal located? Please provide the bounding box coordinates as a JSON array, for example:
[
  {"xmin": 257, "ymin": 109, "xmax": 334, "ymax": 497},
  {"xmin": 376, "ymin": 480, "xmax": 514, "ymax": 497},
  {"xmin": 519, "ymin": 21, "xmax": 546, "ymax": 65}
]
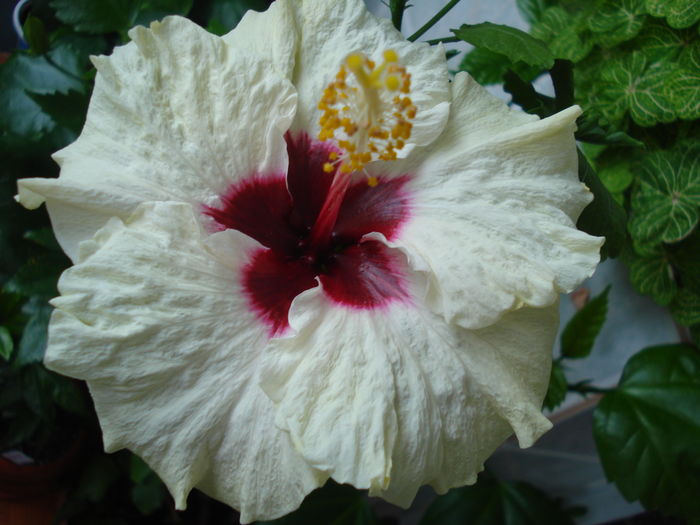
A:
[
  {"xmin": 46, "ymin": 202, "xmax": 324, "ymax": 523},
  {"xmin": 260, "ymin": 246, "xmax": 555, "ymax": 507},
  {"xmin": 224, "ymin": 0, "xmax": 450, "ymax": 149},
  {"xmin": 17, "ymin": 16, "xmax": 296, "ymax": 262},
  {"xmin": 222, "ymin": 0, "xmax": 298, "ymax": 79},
  {"xmin": 376, "ymin": 73, "xmax": 602, "ymax": 329}
]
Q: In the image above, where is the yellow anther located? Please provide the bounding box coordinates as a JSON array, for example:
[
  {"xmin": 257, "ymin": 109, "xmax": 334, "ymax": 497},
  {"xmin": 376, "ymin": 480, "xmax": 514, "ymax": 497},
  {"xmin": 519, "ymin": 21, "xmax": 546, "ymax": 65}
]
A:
[
  {"xmin": 368, "ymin": 176, "xmax": 379, "ymax": 187},
  {"xmin": 318, "ymin": 49, "xmax": 414, "ymax": 177},
  {"xmin": 346, "ymin": 53, "xmax": 364, "ymax": 71}
]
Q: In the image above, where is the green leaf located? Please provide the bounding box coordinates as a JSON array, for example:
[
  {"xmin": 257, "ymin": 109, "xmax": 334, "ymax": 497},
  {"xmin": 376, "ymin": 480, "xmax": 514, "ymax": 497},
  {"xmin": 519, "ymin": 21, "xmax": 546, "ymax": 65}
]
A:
[
  {"xmin": 670, "ymin": 289, "xmax": 700, "ymax": 325},
  {"xmin": 134, "ymin": 0, "xmax": 193, "ymax": 26},
  {"xmin": 588, "ymin": 0, "xmax": 647, "ymax": 48},
  {"xmin": 626, "ymin": 246, "xmax": 677, "ymax": 305},
  {"xmin": 644, "ymin": 0, "xmax": 700, "ymax": 28},
  {"xmin": 15, "ymin": 299, "xmax": 53, "ymax": 367},
  {"xmin": 599, "ymin": 52, "xmax": 676, "ymax": 127},
  {"xmin": 22, "ymin": 364, "xmax": 55, "ymax": 419},
  {"xmin": 597, "ymin": 151, "xmax": 635, "ymax": 194},
  {"xmin": 51, "ymin": 0, "xmax": 140, "ymax": 34},
  {"xmin": 258, "ymin": 481, "xmax": 377, "ymax": 525},
  {"xmin": 543, "ymin": 361, "xmax": 567, "ymax": 411},
  {"xmin": 665, "ymin": 65, "xmax": 700, "ymax": 120},
  {"xmin": 561, "ymin": 286, "xmax": 610, "ymax": 359},
  {"xmin": 51, "ymin": 374, "xmax": 88, "ymax": 415},
  {"xmin": 629, "ymin": 142, "xmax": 700, "ymax": 244},
  {"xmin": 458, "ymin": 47, "xmax": 539, "ymax": 86},
  {"xmin": 3, "ymin": 252, "xmax": 67, "ymax": 298},
  {"xmin": 575, "ymin": 113, "xmax": 644, "ymax": 147},
  {"xmin": 452, "ymin": 22, "xmax": 554, "ymax": 69},
  {"xmin": 636, "ymin": 21, "xmax": 699, "ymax": 64},
  {"xmin": 419, "ymin": 476, "xmax": 575, "ymax": 525},
  {"xmin": 593, "ymin": 344, "xmax": 700, "ymax": 520},
  {"xmin": 199, "ymin": 0, "xmax": 270, "ymax": 34},
  {"xmin": 23, "ymin": 228, "xmax": 61, "ymax": 251},
  {"xmin": 23, "ymin": 15, "xmax": 50, "ymax": 55},
  {"xmin": 130, "ymin": 454, "xmax": 153, "ymax": 484},
  {"xmin": 503, "ymin": 71, "xmax": 555, "ymax": 118},
  {"xmin": 0, "ymin": 326, "xmax": 13, "ymax": 361},
  {"xmin": 516, "ymin": 0, "xmax": 554, "ymax": 24},
  {"xmin": 576, "ymin": 149, "xmax": 627, "ymax": 259},
  {"xmin": 76, "ymin": 455, "xmax": 121, "ymax": 502},
  {"xmin": 0, "ymin": 51, "xmax": 86, "ymax": 140},
  {"xmin": 131, "ymin": 475, "xmax": 166, "ymax": 515},
  {"xmin": 668, "ymin": 231, "xmax": 700, "ymax": 294},
  {"xmin": 530, "ymin": 7, "xmax": 593, "ymax": 63}
]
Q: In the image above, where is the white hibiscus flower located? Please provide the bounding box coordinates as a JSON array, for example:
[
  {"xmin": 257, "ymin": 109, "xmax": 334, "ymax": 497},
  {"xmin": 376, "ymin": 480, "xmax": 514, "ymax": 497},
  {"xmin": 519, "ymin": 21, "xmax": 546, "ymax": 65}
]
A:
[{"xmin": 17, "ymin": 0, "xmax": 602, "ymax": 522}]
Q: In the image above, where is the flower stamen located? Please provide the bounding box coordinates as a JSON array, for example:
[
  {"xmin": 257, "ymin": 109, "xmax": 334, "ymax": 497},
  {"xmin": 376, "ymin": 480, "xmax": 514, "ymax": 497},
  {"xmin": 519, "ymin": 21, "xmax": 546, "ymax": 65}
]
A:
[{"xmin": 318, "ymin": 49, "xmax": 416, "ymax": 181}]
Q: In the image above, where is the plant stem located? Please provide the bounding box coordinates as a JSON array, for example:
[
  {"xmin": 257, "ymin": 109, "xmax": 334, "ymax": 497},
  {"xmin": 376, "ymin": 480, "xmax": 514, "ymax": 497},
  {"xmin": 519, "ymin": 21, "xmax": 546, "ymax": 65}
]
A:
[
  {"xmin": 390, "ymin": 0, "xmax": 408, "ymax": 32},
  {"xmin": 425, "ymin": 36, "xmax": 460, "ymax": 45},
  {"xmin": 567, "ymin": 383, "xmax": 612, "ymax": 395},
  {"xmin": 408, "ymin": 0, "xmax": 463, "ymax": 42}
]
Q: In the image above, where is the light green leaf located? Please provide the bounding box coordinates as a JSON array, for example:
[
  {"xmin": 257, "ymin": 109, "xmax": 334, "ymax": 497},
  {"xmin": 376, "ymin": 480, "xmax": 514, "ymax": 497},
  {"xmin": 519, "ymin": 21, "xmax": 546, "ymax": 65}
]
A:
[
  {"xmin": 629, "ymin": 143, "xmax": 700, "ymax": 244},
  {"xmin": 593, "ymin": 344, "xmax": 700, "ymax": 520},
  {"xmin": 0, "ymin": 327, "xmax": 13, "ymax": 361},
  {"xmin": 599, "ymin": 52, "xmax": 676, "ymax": 127},
  {"xmin": 419, "ymin": 476, "xmax": 575, "ymax": 525},
  {"xmin": 627, "ymin": 247, "xmax": 677, "ymax": 305},
  {"xmin": 597, "ymin": 149, "xmax": 635, "ymax": 194},
  {"xmin": 452, "ymin": 22, "xmax": 554, "ymax": 69},
  {"xmin": 644, "ymin": 0, "xmax": 700, "ymax": 28},
  {"xmin": 588, "ymin": 0, "xmax": 647, "ymax": 48},
  {"xmin": 670, "ymin": 289, "xmax": 700, "ymax": 325},
  {"xmin": 561, "ymin": 286, "xmax": 610, "ymax": 359},
  {"xmin": 530, "ymin": 7, "xmax": 593, "ymax": 63},
  {"xmin": 543, "ymin": 361, "xmax": 567, "ymax": 411}
]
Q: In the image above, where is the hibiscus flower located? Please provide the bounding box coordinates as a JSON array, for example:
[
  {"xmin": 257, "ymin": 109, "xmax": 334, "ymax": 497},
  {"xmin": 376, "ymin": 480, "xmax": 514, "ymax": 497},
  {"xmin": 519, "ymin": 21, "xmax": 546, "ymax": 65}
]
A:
[{"xmin": 17, "ymin": 0, "xmax": 602, "ymax": 522}]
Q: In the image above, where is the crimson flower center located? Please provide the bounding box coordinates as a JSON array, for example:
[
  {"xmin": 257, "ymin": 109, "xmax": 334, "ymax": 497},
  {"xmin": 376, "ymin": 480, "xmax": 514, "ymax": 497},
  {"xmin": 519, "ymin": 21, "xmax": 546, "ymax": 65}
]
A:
[{"xmin": 203, "ymin": 132, "xmax": 412, "ymax": 336}]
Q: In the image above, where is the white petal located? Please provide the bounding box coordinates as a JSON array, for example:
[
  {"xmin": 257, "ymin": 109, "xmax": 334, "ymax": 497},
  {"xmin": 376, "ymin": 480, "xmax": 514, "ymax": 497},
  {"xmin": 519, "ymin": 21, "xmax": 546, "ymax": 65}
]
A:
[
  {"xmin": 228, "ymin": 0, "xmax": 450, "ymax": 148},
  {"xmin": 17, "ymin": 16, "xmax": 296, "ymax": 262},
  {"xmin": 223, "ymin": 0, "xmax": 298, "ymax": 79},
  {"xmin": 380, "ymin": 74, "xmax": 602, "ymax": 329},
  {"xmin": 46, "ymin": 201, "xmax": 324, "ymax": 522},
  {"xmin": 261, "ymin": 253, "xmax": 555, "ymax": 507}
]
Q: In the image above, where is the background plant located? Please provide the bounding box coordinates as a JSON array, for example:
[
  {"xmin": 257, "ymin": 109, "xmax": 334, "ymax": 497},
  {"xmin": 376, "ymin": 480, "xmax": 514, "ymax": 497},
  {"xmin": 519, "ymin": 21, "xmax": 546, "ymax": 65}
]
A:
[{"xmin": 1, "ymin": 0, "xmax": 698, "ymax": 524}]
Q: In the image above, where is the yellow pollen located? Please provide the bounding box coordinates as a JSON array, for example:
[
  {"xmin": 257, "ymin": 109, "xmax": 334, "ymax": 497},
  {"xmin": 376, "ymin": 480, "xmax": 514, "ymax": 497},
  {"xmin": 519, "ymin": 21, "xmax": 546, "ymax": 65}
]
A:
[
  {"xmin": 367, "ymin": 176, "xmax": 379, "ymax": 187},
  {"xmin": 385, "ymin": 75, "xmax": 400, "ymax": 91},
  {"xmin": 383, "ymin": 49, "xmax": 398, "ymax": 62},
  {"xmin": 317, "ymin": 49, "xmax": 414, "ymax": 178}
]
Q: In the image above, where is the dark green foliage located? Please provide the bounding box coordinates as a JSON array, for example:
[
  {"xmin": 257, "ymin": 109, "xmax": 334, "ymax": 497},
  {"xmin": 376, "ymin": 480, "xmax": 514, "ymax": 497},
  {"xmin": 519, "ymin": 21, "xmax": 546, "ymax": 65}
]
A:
[
  {"xmin": 543, "ymin": 361, "xmax": 568, "ymax": 410},
  {"xmin": 561, "ymin": 286, "xmax": 611, "ymax": 359},
  {"xmin": 420, "ymin": 475, "xmax": 576, "ymax": 525},
  {"xmin": 257, "ymin": 481, "xmax": 377, "ymax": 525},
  {"xmin": 594, "ymin": 345, "xmax": 700, "ymax": 521}
]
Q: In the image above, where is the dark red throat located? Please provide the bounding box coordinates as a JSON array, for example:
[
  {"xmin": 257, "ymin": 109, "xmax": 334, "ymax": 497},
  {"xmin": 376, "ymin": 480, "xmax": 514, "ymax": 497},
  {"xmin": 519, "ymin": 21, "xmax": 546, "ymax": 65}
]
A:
[{"xmin": 203, "ymin": 132, "xmax": 412, "ymax": 336}]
